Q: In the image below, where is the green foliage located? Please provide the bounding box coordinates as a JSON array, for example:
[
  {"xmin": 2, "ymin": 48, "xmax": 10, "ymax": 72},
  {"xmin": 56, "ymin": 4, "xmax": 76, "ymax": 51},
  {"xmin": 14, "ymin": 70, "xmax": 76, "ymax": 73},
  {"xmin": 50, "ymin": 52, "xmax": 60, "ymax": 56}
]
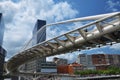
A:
[{"xmin": 74, "ymin": 66, "xmax": 120, "ymax": 76}]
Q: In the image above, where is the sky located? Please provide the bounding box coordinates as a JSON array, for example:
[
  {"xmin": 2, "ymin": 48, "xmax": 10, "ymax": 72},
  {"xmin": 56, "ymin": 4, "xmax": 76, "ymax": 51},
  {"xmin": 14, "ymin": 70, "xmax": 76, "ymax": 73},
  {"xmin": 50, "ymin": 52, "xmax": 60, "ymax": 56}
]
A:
[{"xmin": 0, "ymin": 0, "xmax": 120, "ymax": 62}]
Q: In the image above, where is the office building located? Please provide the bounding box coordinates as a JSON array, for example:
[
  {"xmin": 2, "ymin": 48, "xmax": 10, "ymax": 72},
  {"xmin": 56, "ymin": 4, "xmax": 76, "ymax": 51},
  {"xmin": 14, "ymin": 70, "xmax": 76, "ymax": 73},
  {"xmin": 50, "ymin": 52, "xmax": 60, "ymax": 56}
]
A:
[
  {"xmin": 32, "ymin": 20, "xmax": 46, "ymax": 45},
  {"xmin": 19, "ymin": 20, "xmax": 46, "ymax": 80},
  {"xmin": 21, "ymin": 20, "xmax": 46, "ymax": 73},
  {"xmin": 19, "ymin": 20, "xmax": 57, "ymax": 80},
  {"xmin": 0, "ymin": 13, "xmax": 6, "ymax": 80},
  {"xmin": 0, "ymin": 13, "xmax": 5, "ymax": 46}
]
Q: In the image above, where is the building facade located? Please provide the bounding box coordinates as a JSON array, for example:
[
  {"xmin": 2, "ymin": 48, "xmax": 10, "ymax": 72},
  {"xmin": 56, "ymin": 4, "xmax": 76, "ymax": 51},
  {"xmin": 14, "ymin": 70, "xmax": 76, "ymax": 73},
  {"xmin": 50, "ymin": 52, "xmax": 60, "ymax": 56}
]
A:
[
  {"xmin": 41, "ymin": 62, "xmax": 57, "ymax": 73},
  {"xmin": 107, "ymin": 54, "xmax": 120, "ymax": 67},
  {"xmin": 77, "ymin": 54, "xmax": 95, "ymax": 70},
  {"xmin": 0, "ymin": 13, "xmax": 6, "ymax": 80},
  {"xmin": 57, "ymin": 62, "xmax": 83, "ymax": 74},
  {"xmin": 0, "ymin": 46, "xmax": 6, "ymax": 79},
  {"xmin": 77, "ymin": 53, "xmax": 120, "ymax": 70},
  {"xmin": 91, "ymin": 54, "xmax": 109, "ymax": 70}
]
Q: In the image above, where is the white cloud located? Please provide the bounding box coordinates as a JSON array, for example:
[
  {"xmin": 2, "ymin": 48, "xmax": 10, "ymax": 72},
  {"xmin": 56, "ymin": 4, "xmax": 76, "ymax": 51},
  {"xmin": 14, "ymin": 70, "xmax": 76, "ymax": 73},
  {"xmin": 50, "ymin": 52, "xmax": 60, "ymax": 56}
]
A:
[
  {"xmin": 106, "ymin": 0, "xmax": 120, "ymax": 11},
  {"xmin": 0, "ymin": 1, "xmax": 19, "ymax": 23},
  {"xmin": 47, "ymin": 51, "xmax": 82, "ymax": 63},
  {"xmin": 46, "ymin": 22, "xmax": 83, "ymax": 40},
  {"xmin": 109, "ymin": 43, "xmax": 120, "ymax": 50},
  {"xmin": 0, "ymin": 0, "xmax": 78, "ymax": 60}
]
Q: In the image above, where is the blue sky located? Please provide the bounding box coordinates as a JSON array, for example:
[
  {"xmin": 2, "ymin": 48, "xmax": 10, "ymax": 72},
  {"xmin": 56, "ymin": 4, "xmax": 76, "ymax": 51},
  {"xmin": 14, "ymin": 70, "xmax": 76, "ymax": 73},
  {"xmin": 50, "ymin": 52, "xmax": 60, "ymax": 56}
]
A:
[
  {"xmin": 54, "ymin": 0, "xmax": 120, "ymax": 17},
  {"xmin": 0, "ymin": 0, "xmax": 120, "ymax": 62},
  {"xmin": 55, "ymin": 0, "xmax": 107, "ymax": 17}
]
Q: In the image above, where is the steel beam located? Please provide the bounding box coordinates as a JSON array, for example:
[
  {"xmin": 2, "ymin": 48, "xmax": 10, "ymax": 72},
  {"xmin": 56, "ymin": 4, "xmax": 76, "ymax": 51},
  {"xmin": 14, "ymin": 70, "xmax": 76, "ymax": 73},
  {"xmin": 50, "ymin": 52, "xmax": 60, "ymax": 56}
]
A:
[{"xmin": 64, "ymin": 34, "xmax": 75, "ymax": 44}]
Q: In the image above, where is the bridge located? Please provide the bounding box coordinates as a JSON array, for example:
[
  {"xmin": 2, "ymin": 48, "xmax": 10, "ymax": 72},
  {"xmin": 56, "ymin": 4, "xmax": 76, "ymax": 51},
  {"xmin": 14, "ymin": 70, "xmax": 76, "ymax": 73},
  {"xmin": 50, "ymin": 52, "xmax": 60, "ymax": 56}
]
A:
[{"xmin": 6, "ymin": 12, "xmax": 120, "ymax": 75}]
